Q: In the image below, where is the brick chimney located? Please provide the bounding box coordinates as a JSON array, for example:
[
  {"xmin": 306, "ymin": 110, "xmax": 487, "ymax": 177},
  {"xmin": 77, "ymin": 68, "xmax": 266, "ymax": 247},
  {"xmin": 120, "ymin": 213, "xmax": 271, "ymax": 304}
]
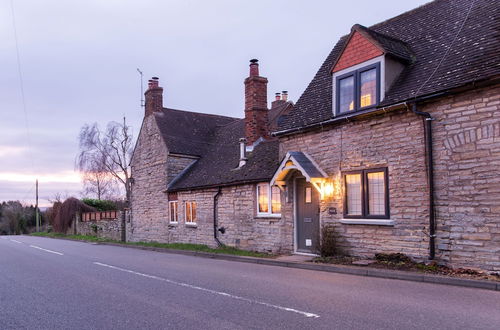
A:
[
  {"xmin": 244, "ymin": 59, "xmax": 269, "ymax": 145},
  {"xmin": 145, "ymin": 77, "xmax": 163, "ymax": 116}
]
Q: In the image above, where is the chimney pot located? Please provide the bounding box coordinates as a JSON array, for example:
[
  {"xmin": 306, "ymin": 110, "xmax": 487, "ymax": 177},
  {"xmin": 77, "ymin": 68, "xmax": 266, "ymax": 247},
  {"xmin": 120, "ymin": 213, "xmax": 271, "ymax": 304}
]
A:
[
  {"xmin": 281, "ymin": 90, "xmax": 288, "ymax": 101},
  {"xmin": 275, "ymin": 92, "xmax": 281, "ymax": 101},
  {"xmin": 249, "ymin": 59, "xmax": 259, "ymax": 77}
]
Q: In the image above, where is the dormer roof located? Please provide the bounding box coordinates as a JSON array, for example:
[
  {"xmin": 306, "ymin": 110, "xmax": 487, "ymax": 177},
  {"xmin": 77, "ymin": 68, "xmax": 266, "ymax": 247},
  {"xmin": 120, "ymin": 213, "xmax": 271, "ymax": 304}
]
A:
[{"xmin": 331, "ymin": 24, "xmax": 414, "ymax": 73}]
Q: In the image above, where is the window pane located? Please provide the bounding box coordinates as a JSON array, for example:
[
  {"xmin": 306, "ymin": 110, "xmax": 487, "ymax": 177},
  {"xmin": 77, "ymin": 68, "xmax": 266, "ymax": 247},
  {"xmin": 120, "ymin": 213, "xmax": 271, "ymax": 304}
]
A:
[
  {"xmin": 367, "ymin": 172, "xmax": 385, "ymax": 215},
  {"xmin": 170, "ymin": 202, "xmax": 178, "ymax": 222},
  {"xmin": 191, "ymin": 202, "xmax": 197, "ymax": 221},
  {"xmin": 258, "ymin": 184, "xmax": 269, "ymax": 213},
  {"xmin": 305, "ymin": 187, "xmax": 312, "ymax": 203},
  {"xmin": 346, "ymin": 174, "xmax": 362, "ymax": 215},
  {"xmin": 186, "ymin": 202, "xmax": 191, "ymax": 222},
  {"xmin": 339, "ymin": 76, "xmax": 355, "ymax": 112},
  {"xmin": 360, "ymin": 68, "xmax": 376, "ymax": 107},
  {"xmin": 271, "ymin": 186, "xmax": 281, "ymax": 214}
]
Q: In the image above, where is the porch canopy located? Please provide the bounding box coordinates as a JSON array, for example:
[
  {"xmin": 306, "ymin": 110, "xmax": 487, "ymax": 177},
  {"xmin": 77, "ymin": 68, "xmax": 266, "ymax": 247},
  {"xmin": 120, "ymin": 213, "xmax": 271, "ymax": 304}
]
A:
[{"xmin": 270, "ymin": 151, "xmax": 328, "ymax": 193}]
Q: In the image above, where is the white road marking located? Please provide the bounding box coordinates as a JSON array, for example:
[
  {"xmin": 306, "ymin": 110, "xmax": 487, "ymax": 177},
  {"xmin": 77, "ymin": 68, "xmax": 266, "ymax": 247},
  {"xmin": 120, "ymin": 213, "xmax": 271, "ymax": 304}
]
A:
[
  {"xmin": 94, "ymin": 262, "xmax": 320, "ymax": 319},
  {"xmin": 10, "ymin": 239, "xmax": 23, "ymax": 244},
  {"xmin": 29, "ymin": 245, "xmax": 64, "ymax": 255}
]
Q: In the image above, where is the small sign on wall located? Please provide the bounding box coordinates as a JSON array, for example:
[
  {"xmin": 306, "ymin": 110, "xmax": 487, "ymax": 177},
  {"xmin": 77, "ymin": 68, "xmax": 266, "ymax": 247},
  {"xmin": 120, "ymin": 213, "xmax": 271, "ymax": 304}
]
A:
[{"xmin": 305, "ymin": 239, "xmax": 312, "ymax": 247}]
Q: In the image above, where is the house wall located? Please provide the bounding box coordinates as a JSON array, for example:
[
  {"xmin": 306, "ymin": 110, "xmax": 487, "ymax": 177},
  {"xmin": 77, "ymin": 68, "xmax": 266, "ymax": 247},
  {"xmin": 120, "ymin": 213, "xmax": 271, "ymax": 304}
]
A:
[
  {"xmin": 129, "ymin": 116, "xmax": 170, "ymax": 242},
  {"xmin": 279, "ymin": 84, "xmax": 500, "ymax": 272},
  {"xmin": 167, "ymin": 185, "xmax": 293, "ymax": 253},
  {"xmin": 428, "ymin": 85, "xmax": 500, "ymax": 272}
]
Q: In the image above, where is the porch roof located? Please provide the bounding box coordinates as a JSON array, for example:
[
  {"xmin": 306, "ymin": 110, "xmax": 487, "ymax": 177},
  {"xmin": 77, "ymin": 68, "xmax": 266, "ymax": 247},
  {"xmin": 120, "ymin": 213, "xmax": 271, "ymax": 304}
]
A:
[{"xmin": 270, "ymin": 151, "xmax": 327, "ymax": 187}]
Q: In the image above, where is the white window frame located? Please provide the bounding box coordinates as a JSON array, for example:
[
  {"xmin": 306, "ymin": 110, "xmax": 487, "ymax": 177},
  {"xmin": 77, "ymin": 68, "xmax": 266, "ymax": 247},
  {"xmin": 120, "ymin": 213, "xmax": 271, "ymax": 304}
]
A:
[
  {"xmin": 185, "ymin": 201, "xmax": 197, "ymax": 225},
  {"xmin": 256, "ymin": 183, "xmax": 281, "ymax": 218},
  {"xmin": 169, "ymin": 201, "xmax": 178, "ymax": 224},
  {"xmin": 332, "ymin": 56, "xmax": 385, "ymax": 116}
]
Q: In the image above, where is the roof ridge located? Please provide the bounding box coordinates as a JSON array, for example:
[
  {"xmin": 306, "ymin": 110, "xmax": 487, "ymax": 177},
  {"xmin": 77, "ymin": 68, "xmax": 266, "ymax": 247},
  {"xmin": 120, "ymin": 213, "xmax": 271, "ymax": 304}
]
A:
[
  {"xmin": 369, "ymin": 0, "xmax": 438, "ymax": 30},
  {"xmin": 161, "ymin": 107, "xmax": 240, "ymax": 121}
]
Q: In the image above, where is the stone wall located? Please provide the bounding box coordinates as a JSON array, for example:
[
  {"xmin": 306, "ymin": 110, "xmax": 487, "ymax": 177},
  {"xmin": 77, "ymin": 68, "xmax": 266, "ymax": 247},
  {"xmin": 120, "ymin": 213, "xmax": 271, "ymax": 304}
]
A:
[
  {"xmin": 428, "ymin": 85, "xmax": 500, "ymax": 271},
  {"xmin": 67, "ymin": 212, "xmax": 123, "ymax": 241},
  {"xmin": 133, "ymin": 184, "xmax": 292, "ymax": 254},
  {"xmin": 279, "ymin": 84, "xmax": 500, "ymax": 272},
  {"xmin": 129, "ymin": 115, "xmax": 170, "ymax": 242}
]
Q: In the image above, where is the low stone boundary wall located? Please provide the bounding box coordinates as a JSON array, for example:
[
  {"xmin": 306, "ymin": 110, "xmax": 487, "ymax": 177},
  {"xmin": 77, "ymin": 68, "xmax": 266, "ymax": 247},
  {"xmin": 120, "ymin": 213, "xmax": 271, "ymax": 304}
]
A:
[{"xmin": 68, "ymin": 211, "xmax": 127, "ymax": 241}]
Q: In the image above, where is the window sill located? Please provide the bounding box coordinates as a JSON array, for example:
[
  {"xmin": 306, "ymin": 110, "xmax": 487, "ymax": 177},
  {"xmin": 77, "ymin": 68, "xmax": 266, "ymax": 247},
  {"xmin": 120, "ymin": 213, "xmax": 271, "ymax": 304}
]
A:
[
  {"xmin": 255, "ymin": 214, "xmax": 281, "ymax": 219},
  {"xmin": 340, "ymin": 219, "xmax": 394, "ymax": 226},
  {"xmin": 168, "ymin": 222, "xmax": 178, "ymax": 226},
  {"xmin": 185, "ymin": 223, "xmax": 197, "ymax": 228}
]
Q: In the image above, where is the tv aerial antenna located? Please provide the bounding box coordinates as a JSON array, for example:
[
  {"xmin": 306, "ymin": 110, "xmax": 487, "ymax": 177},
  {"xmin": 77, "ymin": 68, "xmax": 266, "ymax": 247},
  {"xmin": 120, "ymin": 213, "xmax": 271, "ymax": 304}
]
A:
[{"xmin": 136, "ymin": 68, "xmax": 144, "ymax": 107}]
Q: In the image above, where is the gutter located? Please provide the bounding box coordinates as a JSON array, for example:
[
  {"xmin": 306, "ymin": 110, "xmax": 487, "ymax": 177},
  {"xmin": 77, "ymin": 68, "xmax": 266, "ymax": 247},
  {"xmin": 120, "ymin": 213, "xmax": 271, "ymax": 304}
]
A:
[
  {"xmin": 272, "ymin": 101, "xmax": 408, "ymax": 137},
  {"xmin": 213, "ymin": 187, "xmax": 224, "ymax": 247}
]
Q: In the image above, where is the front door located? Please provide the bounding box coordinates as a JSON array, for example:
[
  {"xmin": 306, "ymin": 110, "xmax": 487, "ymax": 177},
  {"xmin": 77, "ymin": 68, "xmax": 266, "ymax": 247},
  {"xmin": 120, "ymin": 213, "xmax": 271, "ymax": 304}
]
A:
[{"xmin": 296, "ymin": 178, "xmax": 320, "ymax": 253}]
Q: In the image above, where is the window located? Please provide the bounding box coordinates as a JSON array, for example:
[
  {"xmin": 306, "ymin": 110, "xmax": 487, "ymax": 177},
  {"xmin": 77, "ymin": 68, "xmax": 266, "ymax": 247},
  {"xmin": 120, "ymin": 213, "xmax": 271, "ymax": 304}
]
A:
[
  {"xmin": 257, "ymin": 183, "xmax": 281, "ymax": 216},
  {"xmin": 343, "ymin": 168, "xmax": 389, "ymax": 219},
  {"xmin": 335, "ymin": 63, "xmax": 380, "ymax": 115},
  {"xmin": 169, "ymin": 201, "xmax": 178, "ymax": 223},
  {"xmin": 185, "ymin": 201, "xmax": 197, "ymax": 224}
]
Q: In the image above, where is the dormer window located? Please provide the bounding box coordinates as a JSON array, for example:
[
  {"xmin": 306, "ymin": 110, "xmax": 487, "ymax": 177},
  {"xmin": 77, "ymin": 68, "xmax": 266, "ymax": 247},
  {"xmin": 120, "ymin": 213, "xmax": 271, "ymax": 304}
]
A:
[{"xmin": 336, "ymin": 63, "xmax": 380, "ymax": 115}]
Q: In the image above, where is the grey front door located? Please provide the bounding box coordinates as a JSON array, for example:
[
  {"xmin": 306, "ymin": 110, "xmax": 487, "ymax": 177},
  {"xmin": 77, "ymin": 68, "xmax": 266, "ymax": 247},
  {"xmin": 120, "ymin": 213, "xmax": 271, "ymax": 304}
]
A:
[{"xmin": 296, "ymin": 178, "xmax": 320, "ymax": 253}]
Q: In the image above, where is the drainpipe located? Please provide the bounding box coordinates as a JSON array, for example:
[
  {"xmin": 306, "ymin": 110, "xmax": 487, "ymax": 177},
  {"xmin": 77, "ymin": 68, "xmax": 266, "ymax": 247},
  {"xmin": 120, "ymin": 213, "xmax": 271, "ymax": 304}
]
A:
[
  {"xmin": 213, "ymin": 187, "xmax": 224, "ymax": 247},
  {"xmin": 410, "ymin": 102, "xmax": 436, "ymax": 260}
]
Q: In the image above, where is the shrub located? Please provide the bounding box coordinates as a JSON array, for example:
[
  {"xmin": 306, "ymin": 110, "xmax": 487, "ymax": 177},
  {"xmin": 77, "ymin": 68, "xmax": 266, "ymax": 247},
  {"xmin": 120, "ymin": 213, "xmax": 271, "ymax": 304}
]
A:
[
  {"xmin": 82, "ymin": 198, "xmax": 116, "ymax": 211},
  {"xmin": 317, "ymin": 225, "xmax": 341, "ymax": 257}
]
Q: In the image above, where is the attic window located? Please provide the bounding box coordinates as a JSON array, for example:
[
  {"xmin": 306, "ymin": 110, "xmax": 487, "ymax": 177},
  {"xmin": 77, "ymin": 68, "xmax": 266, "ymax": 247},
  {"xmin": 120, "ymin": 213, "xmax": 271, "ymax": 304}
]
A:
[{"xmin": 336, "ymin": 63, "xmax": 380, "ymax": 115}]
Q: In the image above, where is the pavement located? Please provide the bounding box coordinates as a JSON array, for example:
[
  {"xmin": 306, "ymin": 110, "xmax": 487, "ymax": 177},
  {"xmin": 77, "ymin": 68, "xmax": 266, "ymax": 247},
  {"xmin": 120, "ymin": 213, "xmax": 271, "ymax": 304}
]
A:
[{"xmin": 1, "ymin": 235, "xmax": 500, "ymax": 330}]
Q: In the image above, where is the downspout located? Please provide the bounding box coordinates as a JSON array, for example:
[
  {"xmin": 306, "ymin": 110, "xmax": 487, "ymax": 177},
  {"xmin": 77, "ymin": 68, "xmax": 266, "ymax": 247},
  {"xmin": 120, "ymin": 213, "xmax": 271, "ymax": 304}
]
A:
[
  {"xmin": 410, "ymin": 102, "xmax": 436, "ymax": 260},
  {"xmin": 213, "ymin": 187, "xmax": 223, "ymax": 247}
]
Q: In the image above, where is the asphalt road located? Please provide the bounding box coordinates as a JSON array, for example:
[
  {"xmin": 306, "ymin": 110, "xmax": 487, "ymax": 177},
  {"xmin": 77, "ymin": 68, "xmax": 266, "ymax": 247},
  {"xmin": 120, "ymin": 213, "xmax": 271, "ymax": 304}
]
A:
[{"xmin": 1, "ymin": 236, "xmax": 499, "ymax": 330}]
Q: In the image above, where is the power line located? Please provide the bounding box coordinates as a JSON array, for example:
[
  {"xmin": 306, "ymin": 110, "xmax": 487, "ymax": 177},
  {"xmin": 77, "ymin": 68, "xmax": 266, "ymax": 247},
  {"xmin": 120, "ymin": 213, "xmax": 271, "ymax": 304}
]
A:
[
  {"xmin": 413, "ymin": 0, "xmax": 476, "ymax": 98},
  {"xmin": 9, "ymin": 0, "xmax": 36, "ymax": 174}
]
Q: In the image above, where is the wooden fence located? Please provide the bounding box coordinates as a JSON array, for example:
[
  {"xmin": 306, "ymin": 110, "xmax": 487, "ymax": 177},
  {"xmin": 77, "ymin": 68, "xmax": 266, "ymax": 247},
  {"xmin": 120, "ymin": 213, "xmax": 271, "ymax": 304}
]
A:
[{"xmin": 81, "ymin": 211, "xmax": 118, "ymax": 222}]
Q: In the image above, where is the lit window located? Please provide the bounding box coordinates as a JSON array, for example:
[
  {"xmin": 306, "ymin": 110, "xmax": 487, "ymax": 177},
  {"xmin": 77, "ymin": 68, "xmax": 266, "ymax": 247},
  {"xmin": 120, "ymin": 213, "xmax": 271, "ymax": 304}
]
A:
[
  {"xmin": 257, "ymin": 183, "xmax": 281, "ymax": 216},
  {"xmin": 344, "ymin": 168, "xmax": 389, "ymax": 219},
  {"xmin": 345, "ymin": 174, "xmax": 362, "ymax": 216},
  {"xmin": 335, "ymin": 63, "xmax": 380, "ymax": 114},
  {"xmin": 169, "ymin": 201, "xmax": 178, "ymax": 223},
  {"xmin": 305, "ymin": 187, "xmax": 312, "ymax": 204},
  {"xmin": 185, "ymin": 201, "xmax": 197, "ymax": 224},
  {"xmin": 339, "ymin": 76, "xmax": 355, "ymax": 112},
  {"xmin": 271, "ymin": 186, "xmax": 281, "ymax": 213}
]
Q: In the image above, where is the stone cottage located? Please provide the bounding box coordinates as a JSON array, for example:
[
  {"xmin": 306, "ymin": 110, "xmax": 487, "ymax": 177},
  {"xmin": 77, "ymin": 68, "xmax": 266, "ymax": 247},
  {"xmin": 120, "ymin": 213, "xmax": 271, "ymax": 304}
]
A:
[
  {"xmin": 129, "ymin": 60, "xmax": 294, "ymax": 253},
  {"xmin": 130, "ymin": 0, "xmax": 499, "ymax": 272}
]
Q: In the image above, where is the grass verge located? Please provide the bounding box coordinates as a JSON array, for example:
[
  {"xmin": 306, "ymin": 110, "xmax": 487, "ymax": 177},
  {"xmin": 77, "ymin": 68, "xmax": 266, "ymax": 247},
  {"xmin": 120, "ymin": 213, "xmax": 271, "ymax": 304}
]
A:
[{"xmin": 30, "ymin": 232, "xmax": 270, "ymax": 258}]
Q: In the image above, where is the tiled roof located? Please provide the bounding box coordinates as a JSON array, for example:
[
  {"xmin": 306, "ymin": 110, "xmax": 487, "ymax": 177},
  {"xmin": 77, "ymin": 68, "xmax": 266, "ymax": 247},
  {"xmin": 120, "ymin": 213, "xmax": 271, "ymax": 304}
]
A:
[
  {"xmin": 154, "ymin": 108, "xmax": 237, "ymax": 157},
  {"xmin": 278, "ymin": 0, "xmax": 500, "ymax": 131},
  {"xmin": 159, "ymin": 102, "xmax": 292, "ymax": 191}
]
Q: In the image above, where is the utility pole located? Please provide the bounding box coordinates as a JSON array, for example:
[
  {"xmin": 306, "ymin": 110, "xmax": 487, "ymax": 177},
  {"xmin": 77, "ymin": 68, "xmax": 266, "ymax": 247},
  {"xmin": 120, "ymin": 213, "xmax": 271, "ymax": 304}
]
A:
[{"xmin": 35, "ymin": 179, "xmax": 40, "ymax": 232}]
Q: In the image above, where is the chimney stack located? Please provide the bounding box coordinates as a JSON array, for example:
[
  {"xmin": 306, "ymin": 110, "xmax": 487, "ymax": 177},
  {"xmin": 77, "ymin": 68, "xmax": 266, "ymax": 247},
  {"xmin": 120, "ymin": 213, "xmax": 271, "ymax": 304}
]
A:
[
  {"xmin": 145, "ymin": 76, "xmax": 163, "ymax": 116},
  {"xmin": 244, "ymin": 59, "xmax": 269, "ymax": 145}
]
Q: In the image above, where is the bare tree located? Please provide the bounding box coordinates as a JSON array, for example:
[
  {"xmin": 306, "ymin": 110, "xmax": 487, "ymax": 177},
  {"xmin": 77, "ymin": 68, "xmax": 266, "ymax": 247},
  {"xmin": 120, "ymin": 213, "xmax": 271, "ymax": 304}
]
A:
[
  {"xmin": 81, "ymin": 153, "xmax": 118, "ymax": 200},
  {"xmin": 77, "ymin": 117, "xmax": 133, "ymax": 204}
]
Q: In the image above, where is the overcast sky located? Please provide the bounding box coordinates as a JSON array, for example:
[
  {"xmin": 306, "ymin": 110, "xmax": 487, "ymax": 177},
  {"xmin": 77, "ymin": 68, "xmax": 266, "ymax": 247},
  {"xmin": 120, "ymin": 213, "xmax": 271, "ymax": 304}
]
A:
[{"xmin": 1, "ymin": 0, "xmax": 429, "ymax": 207}]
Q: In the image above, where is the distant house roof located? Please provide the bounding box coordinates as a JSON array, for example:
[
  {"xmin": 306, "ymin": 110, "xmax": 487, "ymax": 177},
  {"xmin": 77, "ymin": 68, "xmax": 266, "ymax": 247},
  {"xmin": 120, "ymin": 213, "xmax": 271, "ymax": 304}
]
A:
[
  {"xmin": 278, "ymin": 0, "xmax": 500, "ymax": 131},
  {"xmin": 159, "ymin": 101, "xmax": 292, "ymax": 192}
]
